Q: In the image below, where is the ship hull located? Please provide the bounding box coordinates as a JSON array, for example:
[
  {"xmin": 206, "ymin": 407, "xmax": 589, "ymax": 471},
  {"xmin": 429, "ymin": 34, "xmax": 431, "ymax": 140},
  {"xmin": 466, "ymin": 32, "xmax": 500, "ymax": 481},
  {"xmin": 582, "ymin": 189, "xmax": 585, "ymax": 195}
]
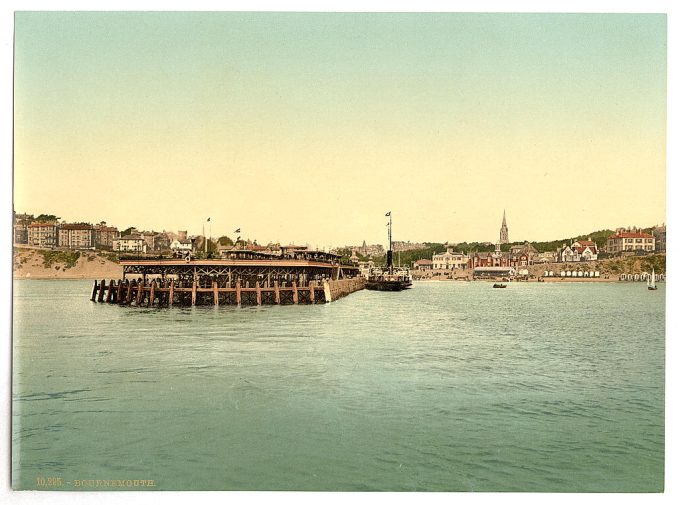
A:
[{"xmin": 365, "ymin": 280, "xmax": 412, "ymax": 291}]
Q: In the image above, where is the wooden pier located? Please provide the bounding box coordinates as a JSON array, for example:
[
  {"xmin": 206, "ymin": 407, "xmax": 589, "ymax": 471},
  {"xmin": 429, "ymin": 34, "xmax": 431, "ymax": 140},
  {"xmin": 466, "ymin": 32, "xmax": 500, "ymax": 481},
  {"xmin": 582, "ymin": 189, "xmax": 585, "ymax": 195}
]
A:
[{"xmin": 90, "ymin": 254, "xmax": 365, "ymax": 306}]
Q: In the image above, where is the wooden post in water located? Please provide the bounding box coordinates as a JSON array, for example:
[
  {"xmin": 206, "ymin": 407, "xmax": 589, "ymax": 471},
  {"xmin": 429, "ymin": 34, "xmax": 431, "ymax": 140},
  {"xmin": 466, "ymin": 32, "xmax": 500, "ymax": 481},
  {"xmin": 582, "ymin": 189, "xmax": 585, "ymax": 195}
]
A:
[
  {"xmin": 309, "ymin": 280, "xmax": 315, "ymax": 303},
  {"xmin": 125, "ymin": 281, "xmax": 133, "ymax": 304},
  {"xmin": 256, "ymin": 281, "xmax": 262, "ymax": 306},
  {"xmin": 136, "ymin": 281, "xmax": 144, "ymax": 305},
  {"xmin": 323, "ymin": 279, "xmax": 332, "ymax": 303},
  {"xmin": 292, "ymin": 281, "xmax": 298, "ymax": 304},
  {"xmin": 116, "ymin": 280, "xmax": 123, "ymax": 304},
  {"xmin": 106, "ymin": 280, "xmax": 114, "ymax": 303},
  {"xmin": 149, "ymin": 280, "xmax": 156, "ymax": 307},
  {"xmin": 168, "ymin": 280, "xmax": 175, "ymax": 307},
  {"xmin": 91, "ymin": 280, "xmax": 98, "ymax": 302},
  {"xmin": 213, "ymin": 280, "xmax": 219, "ymax": 306},
  {"xmin": 274, "ymin": 280, "xmax": 280, "ymax": 304},
  {"xmin": 97, "ymin": 279, "xmax": 106, "ymax": 303},
  {"xmin": 191, "ymin": 280, "xmax": 197, "ymax": 306},
  {"xmin": 235, "ymin": 280, "xmax": 242, "ymax": 306}
]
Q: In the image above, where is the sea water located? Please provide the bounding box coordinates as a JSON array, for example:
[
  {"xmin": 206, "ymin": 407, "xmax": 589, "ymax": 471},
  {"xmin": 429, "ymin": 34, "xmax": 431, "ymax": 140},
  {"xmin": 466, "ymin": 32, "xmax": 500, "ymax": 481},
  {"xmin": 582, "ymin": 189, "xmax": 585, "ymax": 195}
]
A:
[{"xmin": 12, "ymin": 279, "xmax": 664, "ymax": 491}]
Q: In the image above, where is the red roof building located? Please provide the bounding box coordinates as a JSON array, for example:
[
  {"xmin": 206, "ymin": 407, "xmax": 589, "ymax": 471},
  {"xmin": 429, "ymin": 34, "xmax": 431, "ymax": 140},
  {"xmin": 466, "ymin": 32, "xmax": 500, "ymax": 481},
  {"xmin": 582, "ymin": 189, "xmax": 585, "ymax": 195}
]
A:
[
  {"xmin": 414, "ymin": 259, "xmax": 433, "ymax": 270},
  {"xmin": 607, "ymin": 229, "xmax": 655, "ymax": 254}
]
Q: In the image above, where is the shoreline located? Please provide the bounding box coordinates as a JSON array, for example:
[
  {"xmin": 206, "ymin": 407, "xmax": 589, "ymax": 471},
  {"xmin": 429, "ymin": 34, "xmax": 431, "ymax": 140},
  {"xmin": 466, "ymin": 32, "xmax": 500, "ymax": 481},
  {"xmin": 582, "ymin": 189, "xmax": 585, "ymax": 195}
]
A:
[{"xmin": 413, "ymin": 277, "xmax": 644, "ymax": 284}]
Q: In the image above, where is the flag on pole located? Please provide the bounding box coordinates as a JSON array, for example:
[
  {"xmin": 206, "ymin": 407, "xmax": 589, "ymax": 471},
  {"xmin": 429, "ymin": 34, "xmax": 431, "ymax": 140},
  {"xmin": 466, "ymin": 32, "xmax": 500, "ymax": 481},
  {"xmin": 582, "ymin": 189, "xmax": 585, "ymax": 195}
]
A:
[
  {"xmin": 207, "ymin": 217, "xmax": 211, "ymax": 222},
  {"xmin": 385, "ymin": 211, "xmax": 391, "ymax": 216},
  {"xmin": 234, "ymin": 228, "xmax": 240, "ymax": 233}
]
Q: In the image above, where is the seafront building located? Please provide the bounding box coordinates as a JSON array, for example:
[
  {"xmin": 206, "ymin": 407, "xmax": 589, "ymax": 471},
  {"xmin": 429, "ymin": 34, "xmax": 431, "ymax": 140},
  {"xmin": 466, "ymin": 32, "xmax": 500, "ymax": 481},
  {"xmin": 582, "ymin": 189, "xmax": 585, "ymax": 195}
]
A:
[
  {"xmin": 535, "ymin": 251, "xmax": 558, "ymax": 263},
  {"xmin": 171, "ymin": 239, "xmax": 194, "ymax": 254},
  {"xmin": 414, "ymin": 259, "xmax": 433, "ymax": 271},
  {"xmin": 432, "ymin": 247, "xmax": 469, "ymax": 270},
  {"xmin": 557, "ymin": 238, "xmax": 599, "ymax": 262},
  {"xmin": 58, "ymin": 223, "xmax": 95, "ymax": 250},
  {"xmin": 94, "ymin": 222, "xmax": 120, "ymax": 249},
  {"xmin": 13, "ymin": 212, "xmax": 34, "ymax": 245},
  {"xmin": 606, "ymin": 228, "xmax": 655, "ymax": 254},
  {"xmin": 468, "ymin": 241, "xmax": 536, "ymax": 269},
  {"xmin": 652, "ymin": 224, "xmax": 666, "ymax": 252},
  {"xmin": 113, "ymin": 234, "xmax": 147, "ymax": 254},
  {"xmin": 27, "ymin": 222, "xmax": 59, "ymax": 248}
]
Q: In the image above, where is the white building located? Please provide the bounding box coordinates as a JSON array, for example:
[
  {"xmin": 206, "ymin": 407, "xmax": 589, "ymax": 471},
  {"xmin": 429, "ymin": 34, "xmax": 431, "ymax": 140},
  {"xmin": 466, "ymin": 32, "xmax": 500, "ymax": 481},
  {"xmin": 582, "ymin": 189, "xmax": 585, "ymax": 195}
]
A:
[
  {"xmin": 607, "ymin": 228, "xmax": 655, "ymax": 254},
  {"xmin": 535, "ymin": 251, "xmax": 557, "ymax": 263},
  {"xmin": 170, "ymin": 239, "xmax": 194, "ymax": 253},
  {"xmin": 432, "ymin": 248, "xmax": 469, "ymax": 270},
  {"xmin": 557, "ymin": 238, "xmax": 599, "ymax": 262},
  {"xmin": 113, "ymin": 235, "xmax": 147, "ymax": 253}
]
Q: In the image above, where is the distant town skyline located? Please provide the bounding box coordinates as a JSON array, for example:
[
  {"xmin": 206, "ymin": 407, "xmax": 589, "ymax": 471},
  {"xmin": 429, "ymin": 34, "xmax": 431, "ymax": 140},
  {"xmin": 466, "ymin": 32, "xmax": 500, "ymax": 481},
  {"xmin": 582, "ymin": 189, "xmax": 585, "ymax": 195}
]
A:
[
  {"xmin": 14, "ymin": 12, "xmax": 666, "ymax": 247},
  {"xmin": 13, "ymin": 206, "xmax": 664, "ymax": 252}
]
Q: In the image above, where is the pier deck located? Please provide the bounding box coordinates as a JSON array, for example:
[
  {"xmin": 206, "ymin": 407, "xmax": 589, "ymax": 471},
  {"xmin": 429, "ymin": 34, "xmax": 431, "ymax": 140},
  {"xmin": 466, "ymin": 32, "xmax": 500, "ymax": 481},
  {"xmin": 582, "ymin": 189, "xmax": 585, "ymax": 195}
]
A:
[{"xmin": 91, "ymin": 256, "xmax": 365, "ymax": 306}]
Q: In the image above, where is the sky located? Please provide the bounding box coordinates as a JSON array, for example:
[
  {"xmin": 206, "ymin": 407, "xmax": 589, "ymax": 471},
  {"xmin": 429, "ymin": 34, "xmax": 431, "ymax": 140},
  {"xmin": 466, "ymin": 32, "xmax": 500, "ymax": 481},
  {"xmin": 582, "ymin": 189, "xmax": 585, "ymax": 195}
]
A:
[{"xmin": 13, "ymin": 12, "xmax": 667, "ymax": 249}]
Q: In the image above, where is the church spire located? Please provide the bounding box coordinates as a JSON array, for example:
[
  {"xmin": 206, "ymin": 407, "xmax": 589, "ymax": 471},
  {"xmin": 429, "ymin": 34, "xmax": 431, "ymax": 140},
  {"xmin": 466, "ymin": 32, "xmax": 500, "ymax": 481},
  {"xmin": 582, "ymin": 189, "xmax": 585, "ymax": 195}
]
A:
[{"xmin": 499, "ymin": 210, "xmax": 509, "ymax": 244}]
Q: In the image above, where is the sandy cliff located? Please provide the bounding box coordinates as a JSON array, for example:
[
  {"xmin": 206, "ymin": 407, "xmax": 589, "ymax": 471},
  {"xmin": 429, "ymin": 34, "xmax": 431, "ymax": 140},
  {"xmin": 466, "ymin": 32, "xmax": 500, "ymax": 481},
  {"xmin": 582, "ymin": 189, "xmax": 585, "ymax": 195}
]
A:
[{"xmin": 13, "ymin": 249, "xmax": 122, "ymax": 280}]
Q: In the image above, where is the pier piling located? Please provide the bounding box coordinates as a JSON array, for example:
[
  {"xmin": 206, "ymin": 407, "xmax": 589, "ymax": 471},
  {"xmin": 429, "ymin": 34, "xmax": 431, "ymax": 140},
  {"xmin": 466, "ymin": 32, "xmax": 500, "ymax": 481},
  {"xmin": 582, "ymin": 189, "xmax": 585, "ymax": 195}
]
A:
[
  {"xmin": 274, "ymin": 280, "xmax": 280, "ymax": 304},
  {"xmin": 92, "ymin": 256, "xmax": 365, "ymax": 307},
  {"xmin": 97, "ymin": 279, "xmax": 106, "ymax": 303}
]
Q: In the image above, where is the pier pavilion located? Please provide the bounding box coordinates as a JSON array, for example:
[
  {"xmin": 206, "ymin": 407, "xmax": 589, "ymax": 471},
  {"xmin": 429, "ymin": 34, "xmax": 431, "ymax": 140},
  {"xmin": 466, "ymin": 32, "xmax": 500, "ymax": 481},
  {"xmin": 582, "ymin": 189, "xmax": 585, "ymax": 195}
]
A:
[{"xmin": 90, "ymin": 251, "xmax": 365, "ymax": 306}]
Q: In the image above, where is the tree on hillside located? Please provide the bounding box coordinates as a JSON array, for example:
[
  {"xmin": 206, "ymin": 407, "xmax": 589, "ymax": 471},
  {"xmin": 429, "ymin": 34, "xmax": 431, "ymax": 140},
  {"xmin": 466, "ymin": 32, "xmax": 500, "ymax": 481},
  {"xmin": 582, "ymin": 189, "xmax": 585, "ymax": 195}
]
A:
[
  {"xmin": 35, "ymin": 214, "xmax": 60, "ymax": 222},
  {"xmin": 531, "ymin": 229, "xmax": 615, "ymax": 253},
  {"xmin": 453, "ymin": 242, "xmax": 495, "ymax": 254},
  {"xmin": 121, "ymin": 227, "xmax": 136, "ymax": 236},
  {"xmin": 218, "ymin": 236, "xmax": 234, "ymax": 246},
  {"xmin": 373, "ymin": 244, "xmax": 446, "ymax": 267}
]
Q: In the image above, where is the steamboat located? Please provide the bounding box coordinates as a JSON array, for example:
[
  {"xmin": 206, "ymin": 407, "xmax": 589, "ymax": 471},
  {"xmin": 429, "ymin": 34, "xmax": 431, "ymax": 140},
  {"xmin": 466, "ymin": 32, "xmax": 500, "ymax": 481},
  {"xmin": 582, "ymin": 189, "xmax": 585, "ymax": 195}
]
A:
[{"xmin": 366, "ymin": 212, "xmax": 412, "ymax": 291}]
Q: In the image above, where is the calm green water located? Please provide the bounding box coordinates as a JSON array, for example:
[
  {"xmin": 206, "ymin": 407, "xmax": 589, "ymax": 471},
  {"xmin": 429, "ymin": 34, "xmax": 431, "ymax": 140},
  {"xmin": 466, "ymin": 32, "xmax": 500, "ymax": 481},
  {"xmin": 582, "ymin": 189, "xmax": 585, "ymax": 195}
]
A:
[{"xmin": 12, "ymin": 279, "xmax": 664, "ymax": 491}]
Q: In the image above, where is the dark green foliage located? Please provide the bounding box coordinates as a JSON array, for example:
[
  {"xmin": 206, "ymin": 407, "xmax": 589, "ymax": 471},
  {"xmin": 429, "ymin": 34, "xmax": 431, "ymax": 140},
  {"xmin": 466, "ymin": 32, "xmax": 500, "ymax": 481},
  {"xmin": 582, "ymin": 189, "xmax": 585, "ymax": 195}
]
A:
[
  {"xmin": 454, "ymin": 242, "xmax": 496, "ymax": 254},
  {"xmin": 373, "ymin": 243, "xmax": 447, "ymax": 267},
  {"xmin": 35, "ymin": 214, "xmax": 60, "ymax": 222},
  {"xmin": 39, "ymin": 250, "xmax": 80, "ymax": 269},
  {"xmin": 530, "ymin": 229, "xmax": 615, "ymax": 253},
  {"xmin": 101, "ymin": 252, "xmax": 120, "ymax": 263}
]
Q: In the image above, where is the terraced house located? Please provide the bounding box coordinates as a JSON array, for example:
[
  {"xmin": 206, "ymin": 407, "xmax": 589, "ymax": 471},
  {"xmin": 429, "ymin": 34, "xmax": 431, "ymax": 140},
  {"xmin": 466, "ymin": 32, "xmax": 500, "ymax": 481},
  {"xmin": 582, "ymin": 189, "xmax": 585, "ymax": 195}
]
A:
[
  {"xmin": 58, "ymin": 223, "xmax": 95, "ymax": 250},
  {"xmin": 94, "ymin": 222, "xmax": 120, "ymax": 249},
  {"xmin": 27, "ymin": 222, "xmax": 59, "ymax": 248}
]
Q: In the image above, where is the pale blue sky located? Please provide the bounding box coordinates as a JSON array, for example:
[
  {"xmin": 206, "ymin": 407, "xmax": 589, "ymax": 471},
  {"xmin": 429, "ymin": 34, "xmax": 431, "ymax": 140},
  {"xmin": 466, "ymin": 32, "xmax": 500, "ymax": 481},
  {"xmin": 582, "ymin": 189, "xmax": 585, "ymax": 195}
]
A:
[{"xmin": 14, "ymin": 12, "xmax": 666, "ymax": 247}]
